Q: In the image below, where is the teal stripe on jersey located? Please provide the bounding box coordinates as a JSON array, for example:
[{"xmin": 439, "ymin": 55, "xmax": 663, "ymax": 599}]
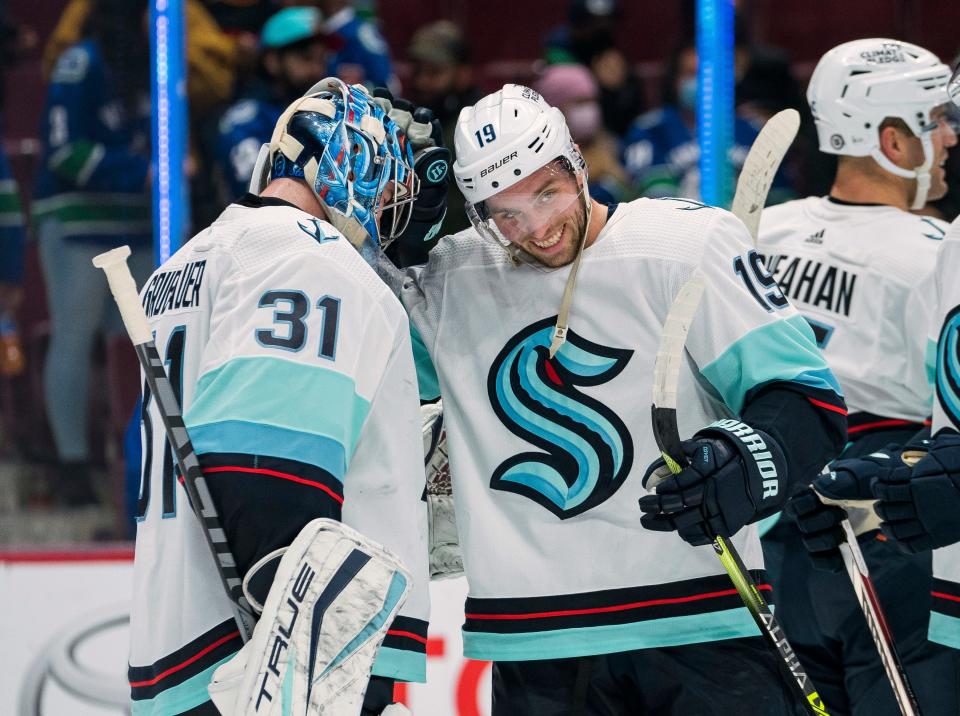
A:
[
  {"xmin": 411, "ymin": 323, "xmax": 440, "ymax": 400},
  {"xmin": 927, "ymin": 337, "xmax": 938, "ymax": 389},
  {"xmin": 462, "ymin": 607, "xmax": 760, "ymax": 661},
  {"xmin": 372, "ymin": 645, "xmax": 427, "ymax": 683},
  {"xmin": 190, "ymin": 421, "xmax": 349, "ymax": 481},
  {"xmin": 701, "ymin": 314, "xmax": 841, "ymax": 414},
  {"xmin": 929, "ymin": 611, "xmax": 960, "ymax": 649},
  {"xmin": 130, "ymin": 656, "xmax": 230, "ymax": 715},
  {"xmin": 185, "ymin": 356, "xmax": 371, "ymax": 475}
]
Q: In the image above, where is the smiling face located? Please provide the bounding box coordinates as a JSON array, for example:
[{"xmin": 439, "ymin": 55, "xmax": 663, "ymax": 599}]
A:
[
  {"xmin": 924, "ymin": 105, "xmax": 958, "ymax": 200},
  {"xmin": 482, "ymin": 160, "xmax": 589, "ymax": 268}
]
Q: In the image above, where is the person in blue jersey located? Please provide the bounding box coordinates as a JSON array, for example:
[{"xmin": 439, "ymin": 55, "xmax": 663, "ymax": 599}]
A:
[
  {"xmin": 213, "ymin": 5, "xmax": 341, "ymax": 202},
  {"xmin": 318, "ymin": 0, "xmax": 395, "ymax": 90},
  {"xmin": 622, "ymin": 41, "xmax": 795, "ymax": 204},
  {"xmin": 33, "ymin": 0, "xmax": 154, "ymax": 506},
  {"xmin": 385, "ymin": 84, "xmax": 846, "ymax": 715},
  {"xmin": 128, "ymin": 78, "xmax": 433, "ymax": 716}
]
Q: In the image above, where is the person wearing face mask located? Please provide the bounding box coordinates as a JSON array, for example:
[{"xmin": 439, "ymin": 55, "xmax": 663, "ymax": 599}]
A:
[
  {"xmin": 621, "ymin": 42, "xmax": 795, "ymax": 203},
  {"xmin": 534, "ymin": 63, "xmax": 630, "ymax": 205}
]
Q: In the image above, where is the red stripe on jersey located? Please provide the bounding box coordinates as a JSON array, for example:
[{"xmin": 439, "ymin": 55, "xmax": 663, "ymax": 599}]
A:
[
  {"xmin": 848, "ymin": 419, "xmax": 916, "ymax": 434},
  {"xmin": 807, "ymin": 397, "xmax": 848, "ymax": 415},
  {"xmin": 386, "ymin": 629, "xmax": 429, "ymax": 645},
  {"xmin": 128, "ymin": 630, "xmax": 240, "ymax": 687},
  {"xmin": 933, "ymin": 591, "xmax": 960, "ymax": 603},
  {"xmin": 203, "ymin": 466, "xmax": 344, "ymax": 504},
  {"xmin": 465, "ymin": 584, "xmax": 773, "ymax": 621}
]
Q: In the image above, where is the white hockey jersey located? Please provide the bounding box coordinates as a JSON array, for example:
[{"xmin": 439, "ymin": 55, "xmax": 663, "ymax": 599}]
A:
[
  {"xmin": 127, "ymin": 196, "xmax": 429, "ymax": 715},
  {"xmin": 396, "ymin": 197, "xmax": 844, "ymax": 662},
  {"xmin": 929, "ymin": 225, "xmax": 960, "ymax": 650},
  {"xmin": 758, "ymin": 196, "xmax": 945, "ymax": 435}
]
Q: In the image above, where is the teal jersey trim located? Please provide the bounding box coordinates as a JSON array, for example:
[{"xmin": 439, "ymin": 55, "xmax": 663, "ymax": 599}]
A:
[
  {"xmin": 190, "ymin": 420, "xmax": 349, "ymax": 482},
  {"xmin": 927, "ymin": 337, "xmax": 939, "ymax": 390},
  {"xmin": 186, "ymin": 356, "xmax": 371, "ymax": 476},
  {"xmin": 756, "ymin": 511, "xmax": 781, "ymax": 537},
  {"xmin": 372, "ymin": 645, "xmax": 427, "ymax": 683},
  {"xmin": 929, "ymin": 611, "xmax": 960, "ymax": 649},
  {"xmin": 410, "ymin": 323, "xmax": 440, "ymax": 400},
  {"xmin": 701, "ymin": 315, "xmax": 842, "ymax": 414},
  {"xmin": 130, "ymin": 655, "xmax": 231, "ymax": 715},
  {"xmin": 462, "ymin": 607, "xmax": 760, "ymax": 661}
]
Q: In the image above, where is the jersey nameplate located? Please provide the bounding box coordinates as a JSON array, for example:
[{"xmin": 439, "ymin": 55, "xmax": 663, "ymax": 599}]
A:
[{"xmin": 142, "ymin": 260, "xmax": 207, "ymax": 318}]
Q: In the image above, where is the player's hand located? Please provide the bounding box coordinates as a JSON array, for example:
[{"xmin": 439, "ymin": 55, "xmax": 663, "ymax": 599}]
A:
[
  {"xmin": 639, "ymin": 420, "xmax": 787, "ymax": 546},
  {"xmin": 373, "ymin": 88, "xmax": 450, "ymax": 250},
  {"xmin": 874, "ymin": 431, "xmax": 960, "ymax": 553}
]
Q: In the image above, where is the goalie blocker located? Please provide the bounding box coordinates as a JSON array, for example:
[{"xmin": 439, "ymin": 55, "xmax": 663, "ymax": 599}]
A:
[{"xmin": 209, "ymin": 519, "xmax": 411, "ymax": 716}]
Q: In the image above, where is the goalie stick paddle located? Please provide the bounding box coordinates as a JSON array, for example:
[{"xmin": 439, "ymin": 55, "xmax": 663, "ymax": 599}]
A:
[
  {"xmin": 817, "ymin": 495, "xmax": 922, "ymax": 716},
  {"xmin": 93, "ymin": 246, "xmax": 256, "ymax": 643},
  {"xmin": 647, "ymin": 109, "xmax": 833, "ymax": 716}
]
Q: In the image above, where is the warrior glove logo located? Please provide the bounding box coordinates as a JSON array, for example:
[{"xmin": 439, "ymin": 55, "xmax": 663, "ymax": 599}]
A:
[{"xmin": 487, "ymin": 317, "xmax": 634, "ymax": 519}]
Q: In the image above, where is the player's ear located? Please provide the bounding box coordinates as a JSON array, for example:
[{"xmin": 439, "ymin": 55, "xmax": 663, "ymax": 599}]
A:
[{"xmin": 877, "ymin": 122, "xmax": 913, "ymax": 166}]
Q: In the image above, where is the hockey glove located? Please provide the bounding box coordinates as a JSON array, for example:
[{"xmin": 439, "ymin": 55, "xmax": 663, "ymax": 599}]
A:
[
  {"xmin": 783, "ymin": 448, "xmax": 898, "ymax": 573},
  {"xmin": 639, "ymin": 419, "xmax": 787, "ymax": 546},
  {"xmin": 874, "ymin": 431, "xmax": 960, "ymax": 553},
  {"xmin": 373, "ymin": 88, "xmax": 450, "ymax": 251}
]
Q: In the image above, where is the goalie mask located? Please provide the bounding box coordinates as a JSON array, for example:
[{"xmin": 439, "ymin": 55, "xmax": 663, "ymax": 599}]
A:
[
  {"xmin": 807, "ymin": 39, "xmax": 951, "ymax": 210},
  {"xmin": 453, "ymin": 84, "xmax": 591, "ymax": 270},
  {"xmin": 267, "ymin": 77, "xmax": 418, "ymax": 264}
]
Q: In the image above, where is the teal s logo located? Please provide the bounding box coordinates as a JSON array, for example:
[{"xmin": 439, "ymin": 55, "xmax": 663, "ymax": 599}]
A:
[{"xmin": 426, "ymin": 159, "xmax": 448, "ymax": 184}]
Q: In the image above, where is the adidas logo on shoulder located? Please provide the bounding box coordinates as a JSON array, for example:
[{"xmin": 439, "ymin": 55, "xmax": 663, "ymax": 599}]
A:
[{"xmin": 805, "ymin": 229, "xmax": 825, "ymax": 245}]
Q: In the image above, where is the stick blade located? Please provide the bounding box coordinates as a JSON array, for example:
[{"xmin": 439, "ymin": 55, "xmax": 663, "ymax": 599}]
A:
[{"xmin": 730, "ymin": 108, "xmax": 801, "ymax": 242}]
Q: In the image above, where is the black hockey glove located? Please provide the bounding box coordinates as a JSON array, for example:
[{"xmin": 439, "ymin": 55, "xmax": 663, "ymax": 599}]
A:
[
  {"xmin": 373, "ymin": 88, "xmax": 450, "ymax": 252},
  {"xmin": 874, "ymin": 431, "xmax": 960, "ymax": 553},
  {"xmin": 784, "ymin": 448, "xmax": 898, "ymax": 573},
  {"xmin": 639, "ymin": 419, "xmax": 787, "ymax": 546}
]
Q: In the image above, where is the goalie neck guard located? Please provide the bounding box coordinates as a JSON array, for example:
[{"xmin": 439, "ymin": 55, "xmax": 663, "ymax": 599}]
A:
[
  {"xmin": 807, "ymin": 39, "xmax": 951, "ymax": 210},
  {"xmin": 268, "ymin": 77, "xmax": 418, "ymax": 264}
]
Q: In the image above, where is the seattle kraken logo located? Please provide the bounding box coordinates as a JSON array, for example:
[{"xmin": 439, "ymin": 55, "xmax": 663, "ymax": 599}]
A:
[
  {"xmin": 487, "ymin": 317, "xmax": 634, "ymax": 519},
  {"xmin": 937, "ymin": 305, "xmax": 960, "ymax": 430}
]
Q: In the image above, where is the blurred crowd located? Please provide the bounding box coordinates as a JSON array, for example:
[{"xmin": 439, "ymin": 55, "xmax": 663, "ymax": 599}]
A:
[{"xmin": 0, "ymin": 0, "xmax": 958, "ymax": 535}]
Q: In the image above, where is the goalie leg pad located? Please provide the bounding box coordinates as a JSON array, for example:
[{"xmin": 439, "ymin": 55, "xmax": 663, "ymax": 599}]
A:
[{"xmin": 208, "ymin": 518, "xmax": 411, "ymax": 715}]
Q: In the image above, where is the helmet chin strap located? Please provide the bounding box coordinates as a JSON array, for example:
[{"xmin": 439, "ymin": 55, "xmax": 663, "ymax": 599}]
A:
[
  {"xmin": 549, "ymin": 179, "xmax": 593, "ymax": 359},
  {"xmin": 869, "ymin": 131, "xmax": 935, "ymax": 210}
]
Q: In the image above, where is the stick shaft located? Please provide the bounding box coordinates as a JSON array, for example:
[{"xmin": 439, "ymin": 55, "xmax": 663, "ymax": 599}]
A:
[
  {"xmin": 94, "ymin": 247, "xmax": 255, "ymax": 641},
  {"xmin": 839, "ymin": 522, "xmax": 921, "ymax": 716}
]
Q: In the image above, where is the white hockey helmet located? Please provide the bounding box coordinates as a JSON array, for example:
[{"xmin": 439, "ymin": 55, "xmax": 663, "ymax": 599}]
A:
[
  {"xmin": 807, "ymin": 38, "xmax": 951, "ymax": 208},
  {"xmin": 453, "ymin": 84, "xmax": 586, "ymax": 205}
]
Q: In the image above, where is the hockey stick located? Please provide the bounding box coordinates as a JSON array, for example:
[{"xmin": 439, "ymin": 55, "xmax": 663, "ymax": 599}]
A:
[
  {"xmin": 93, "ymin": 246, "xmax": 256, "ymax": 643},
  {"xmin": 648, "ymin": 109, "xmax": 833, "ymax": 716},
  {"xmin": 815, "ymin": 494, "xmax": 921, "ymax": 716}
]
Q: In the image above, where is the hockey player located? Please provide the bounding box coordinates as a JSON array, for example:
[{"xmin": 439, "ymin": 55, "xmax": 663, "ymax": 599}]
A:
[
  {"xmin": 756, "ymin": 39, "xmax": 958, "ymax": 715},
  {"xmin": 387, "ymin": 84, "xmax": 846, "ymax": 714},
  {"xmin": 127, "ymin": 78, "xmax": 430, "ymax": 715}
]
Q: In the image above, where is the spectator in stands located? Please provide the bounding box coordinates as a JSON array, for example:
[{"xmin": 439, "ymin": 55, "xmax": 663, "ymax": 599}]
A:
[
  {"xmin": 535, "ymin": 63, "xmax": 630, "ymax": 206},
  {"xmin": 316, "ymin": 0, "xmax": 394, "ymax": 89},
  {"xmin": 44, "ymin": 0, "xmax": 238, "ymax": 117},
  {"xmin": 33, "ymin": 0, "xmax": 155, "ymax": 506},
  {"xmin": 406, "ymin": 20, "xmax": 481, "ymax": 237},
  {"xmin": 621, "ymin": 41, "xmax": 795, "ymax": 203},
  {"xmin": 0, "ymin": 1, "xmax": 33, "ymax": 371},
  {"xmin": 544, "ymin": 0, "xmax": 645, "ymax": 136},
  {"xmin": 213, "ymin": 6, "xmax": 338, "ymax": 201}
]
